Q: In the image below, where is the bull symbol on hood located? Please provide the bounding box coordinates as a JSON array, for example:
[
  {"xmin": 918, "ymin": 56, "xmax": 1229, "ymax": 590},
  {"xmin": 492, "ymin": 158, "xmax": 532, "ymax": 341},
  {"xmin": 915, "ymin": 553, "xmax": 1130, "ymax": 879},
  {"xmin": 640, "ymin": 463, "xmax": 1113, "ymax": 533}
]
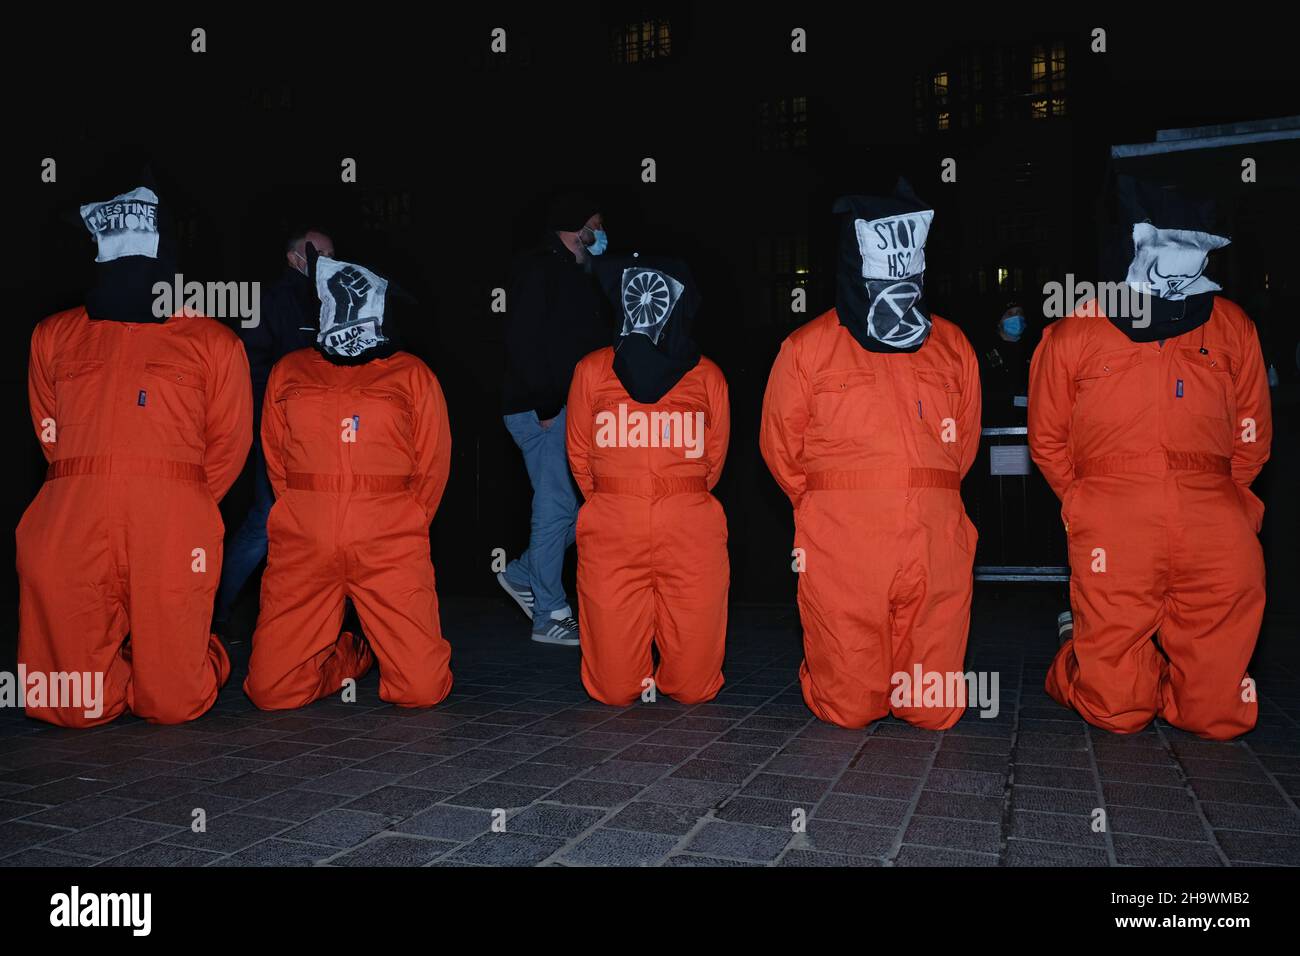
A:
[
  {"xmin": 1148, "ymin": 248, "xmax": 1210, "ymax": 298},
  {"xmin": 1126, "ymin": 222, "xmax": 1229, "ymax": 301}
]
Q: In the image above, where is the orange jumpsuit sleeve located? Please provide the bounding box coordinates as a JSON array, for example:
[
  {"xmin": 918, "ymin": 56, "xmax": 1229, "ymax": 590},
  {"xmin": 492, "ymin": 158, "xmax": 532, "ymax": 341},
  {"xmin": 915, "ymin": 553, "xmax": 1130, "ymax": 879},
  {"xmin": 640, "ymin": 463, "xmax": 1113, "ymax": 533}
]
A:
[
  {"xmin": 956, "ymin": 335, "xmax": 982, "ymax": 478},
  {"xmin": 204, "ymin": 332, "xmax": 254, "ymax": 502},
  {"xmin": 565, "ymin": 358, "xmax": 596, "ymax": 500},
  {"xmin": 1230, "ymin": 316, "xmax": 1272, "ymax": 488},
  {"xmin": 1028, "ymin": 324, "xmax": 1075, "ymax": 500},
  {"xmin": 27, "ymin": 321, "xmax": 57, "ymax": 463},
  {"xmin": 411, "ymin": 367, "xmax": 453, "ymax": 524},
  {"xmin": 705, "ymin": 366, "xmax": 730, "ymax": 490},
  {"xmin": 261, "ymin": 363, "xmax": 289, "ymax": 499},
  {"xmin": 759, "ymin": 338, "xmax": 812, "ymax": 508}
]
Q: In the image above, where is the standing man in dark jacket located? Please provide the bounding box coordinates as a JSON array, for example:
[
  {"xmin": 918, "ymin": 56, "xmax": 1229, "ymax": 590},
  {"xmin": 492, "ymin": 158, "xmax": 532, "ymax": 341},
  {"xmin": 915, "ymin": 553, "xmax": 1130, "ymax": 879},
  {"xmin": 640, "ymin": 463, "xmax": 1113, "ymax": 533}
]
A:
[
  {"xmin": 976, "ymin": 302, "xmax": 1034, "ymax": 428},
  {"xmin": 497, "ymin": 194, "xmax": 612, "ymax": 645},
  {"xmin": 213, "ymin": 227, "xmax": 335, "ymax": 634}
]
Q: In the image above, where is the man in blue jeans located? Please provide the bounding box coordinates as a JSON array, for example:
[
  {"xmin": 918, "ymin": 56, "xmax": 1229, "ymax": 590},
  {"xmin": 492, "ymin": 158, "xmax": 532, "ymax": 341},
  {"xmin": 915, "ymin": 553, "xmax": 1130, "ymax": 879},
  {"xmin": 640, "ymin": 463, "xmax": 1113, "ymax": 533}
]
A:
[
  {"xmin": 213, "ymin": 226, "xmax": 335, "ymax": 634},
  {"xmin": 499, "ymin": 194, "xmax": 612, "ymax": 644}
]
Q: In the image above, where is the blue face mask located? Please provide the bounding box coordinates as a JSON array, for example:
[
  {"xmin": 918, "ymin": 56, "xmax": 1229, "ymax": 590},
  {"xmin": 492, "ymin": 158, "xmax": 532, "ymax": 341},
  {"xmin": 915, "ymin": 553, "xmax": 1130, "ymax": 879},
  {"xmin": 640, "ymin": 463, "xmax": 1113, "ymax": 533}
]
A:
[
  {"xmin": 585, "ymin": 229, "xmax": 608, "ymax": 256},
  {"xmin": 1001, "ymin": 314, "xmax": 1025, "ymax": 339}
]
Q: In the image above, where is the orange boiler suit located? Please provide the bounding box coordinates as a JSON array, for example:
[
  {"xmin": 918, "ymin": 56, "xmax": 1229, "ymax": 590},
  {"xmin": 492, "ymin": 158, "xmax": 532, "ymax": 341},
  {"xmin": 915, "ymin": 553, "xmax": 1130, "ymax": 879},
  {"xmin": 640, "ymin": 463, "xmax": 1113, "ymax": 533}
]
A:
[
  {"xmin": 566, "ymin": 347, "xmax": 730, "ymax": 706},
  {"xmin": 760, "ymin": 310, "xmax": 981, "ymax": 730},
  {"xmin": 244, "ymin": 348, "xmax": 453, "ymax": 710},
  {"xmin": 18, "ymin": 307, "xmax": 251, "ymax": 727},
  {"xmin": 1029, "ymin": 297, "xmax": 1271, "ymax": 740}
]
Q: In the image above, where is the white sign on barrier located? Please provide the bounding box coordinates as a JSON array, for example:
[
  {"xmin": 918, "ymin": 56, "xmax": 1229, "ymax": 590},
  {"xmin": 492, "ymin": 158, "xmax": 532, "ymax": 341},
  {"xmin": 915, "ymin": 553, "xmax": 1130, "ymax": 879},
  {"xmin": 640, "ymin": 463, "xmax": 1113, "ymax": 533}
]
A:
[{"xmin": 990, "ymin": 444, "xmax": 1031, "ymax": 476}]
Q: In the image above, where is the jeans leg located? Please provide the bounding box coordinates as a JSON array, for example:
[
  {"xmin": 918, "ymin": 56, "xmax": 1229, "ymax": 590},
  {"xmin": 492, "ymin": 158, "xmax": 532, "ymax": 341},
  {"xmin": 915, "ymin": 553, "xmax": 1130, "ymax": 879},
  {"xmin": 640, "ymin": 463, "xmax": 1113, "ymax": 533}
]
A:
[
  {"xmin": 504, "ymin": 408, "xmax": 578, "ymax": 618},
  {"xmin": 502, "ymin": 412, "xmax": 542, "ymax": 590},
  {"xmin": 215, "ymin": 439, "xmax": 274, "ymax": 625}
]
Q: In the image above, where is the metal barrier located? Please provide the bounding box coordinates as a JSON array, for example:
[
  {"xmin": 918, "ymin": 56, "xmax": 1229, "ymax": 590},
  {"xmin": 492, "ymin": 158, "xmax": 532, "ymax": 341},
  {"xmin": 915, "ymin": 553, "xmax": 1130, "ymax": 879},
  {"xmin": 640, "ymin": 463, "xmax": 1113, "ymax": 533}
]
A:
[{"xmin": 966, "ymin": 426, "xmax": 1070, "ymax": 583}]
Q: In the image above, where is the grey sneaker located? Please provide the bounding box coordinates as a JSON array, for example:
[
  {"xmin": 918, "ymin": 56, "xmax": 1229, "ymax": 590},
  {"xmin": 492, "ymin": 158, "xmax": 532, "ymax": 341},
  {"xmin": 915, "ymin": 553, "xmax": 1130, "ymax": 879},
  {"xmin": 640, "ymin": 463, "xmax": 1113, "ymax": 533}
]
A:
[
  {"xmin": 497, "ymin": 572, "xmax": 535, "ymax": 621},
  {"xmin": 1057, "ymin": 610, "xmax": 1074, "ymax": 647},
  {"xmin": 532, "ymin": 615, "xmax": 580, "ymax": 646}
]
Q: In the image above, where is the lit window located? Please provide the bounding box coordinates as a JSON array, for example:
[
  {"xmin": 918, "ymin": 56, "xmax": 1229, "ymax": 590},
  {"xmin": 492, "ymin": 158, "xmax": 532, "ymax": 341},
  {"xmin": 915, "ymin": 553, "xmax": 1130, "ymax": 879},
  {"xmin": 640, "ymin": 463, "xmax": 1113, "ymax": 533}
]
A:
[
  {"xmin": 1031, "ymin": 48, "xmax": 1047, "ymax": 94},
  {"xmin": 1030, "ymin": 41, "xmax": 1067, "ymax": 117},
  {"xmin": 760, "ymin": 96, "xmax": 810, "ymax": 151},
  {"xmin": 769, "ymin": 235, "xmax": 810, "ymax": 328},
  {"xmin": 938, "ymin": 112, "xmax": 950, "ymax": 131},
  {"xmin": 611, "ymin": 18, "xmax": 673, "ymax": 63},
  {"xmin": 998, "ymin": 268, "xmax": 1009, "ymax": 287}
]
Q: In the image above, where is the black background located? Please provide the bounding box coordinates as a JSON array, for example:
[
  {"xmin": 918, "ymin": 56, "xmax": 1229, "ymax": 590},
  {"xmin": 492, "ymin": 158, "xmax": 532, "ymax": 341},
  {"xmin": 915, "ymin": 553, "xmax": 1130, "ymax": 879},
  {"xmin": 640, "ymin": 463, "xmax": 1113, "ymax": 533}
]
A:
[{"xmin": 2, "ymin": 9, "xmax": 1297, "ymax": 646}]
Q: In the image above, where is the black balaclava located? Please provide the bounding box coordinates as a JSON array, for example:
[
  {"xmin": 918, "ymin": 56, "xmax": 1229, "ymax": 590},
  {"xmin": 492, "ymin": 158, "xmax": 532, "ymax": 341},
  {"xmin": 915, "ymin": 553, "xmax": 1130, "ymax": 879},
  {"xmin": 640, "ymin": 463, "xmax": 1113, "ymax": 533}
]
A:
[
  {"xmin": 82, "ymin": 181, "xmax": 179, "ymax": 323},
  {"xmin": 596, "ymin": 254, "xmax": 702, "ymax": 405},
  {"xmin": 546, "ymin": 192, "xmax": 600, "ymax": 232},
  {"xmin": 833, "ymin": 178, "xmax": 935, "ymax": 353},
  {"xmin": 1100, "ymin": 176, "xmax": 1230, "ymax": 343},
  {"xmin": 305, "ymin": 242, "xmax": 404, "ymax": 365}
]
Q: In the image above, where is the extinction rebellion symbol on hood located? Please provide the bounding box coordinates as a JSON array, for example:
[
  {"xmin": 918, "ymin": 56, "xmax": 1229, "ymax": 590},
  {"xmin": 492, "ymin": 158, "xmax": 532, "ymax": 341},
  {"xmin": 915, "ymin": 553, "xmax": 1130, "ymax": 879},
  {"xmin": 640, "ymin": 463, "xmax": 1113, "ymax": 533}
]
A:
[{"xmin": 867, "ymin": 280, "xmax": 928, "ymax": 348}]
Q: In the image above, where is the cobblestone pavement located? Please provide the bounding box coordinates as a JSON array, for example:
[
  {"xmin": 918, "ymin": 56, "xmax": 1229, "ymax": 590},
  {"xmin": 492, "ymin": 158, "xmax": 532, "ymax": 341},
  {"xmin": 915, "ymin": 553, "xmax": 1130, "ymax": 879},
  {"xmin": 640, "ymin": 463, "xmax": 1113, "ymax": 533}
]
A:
[{"xmin": 2, "ymin": 594, "xmax": 1297, "ymax": 866}]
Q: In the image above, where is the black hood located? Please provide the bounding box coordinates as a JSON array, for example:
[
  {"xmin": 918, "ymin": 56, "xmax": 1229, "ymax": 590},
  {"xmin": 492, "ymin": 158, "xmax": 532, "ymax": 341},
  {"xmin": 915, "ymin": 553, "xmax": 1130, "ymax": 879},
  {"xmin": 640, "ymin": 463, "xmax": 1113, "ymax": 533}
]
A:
[
  {"xmin": 305, "ymin": 242, "xmax": 405, "ymax": 365},
  {"xmin": 1099, "ymin": 176, "xmax": 1229, "ymax": 342},
  {"xmin": 82, "ymin": 174, "xmax": 179, "ymax": 324},
  {"xmin": 546, "ymin": 191, "xmax": 601, "ymax": 232},
  {"xmin": 595, "ymin": 254, "xmax": 701, "ymax": 405},
  {"xmin": 833, "ymin": 178, "xmax": 935, "ymax": 353}
]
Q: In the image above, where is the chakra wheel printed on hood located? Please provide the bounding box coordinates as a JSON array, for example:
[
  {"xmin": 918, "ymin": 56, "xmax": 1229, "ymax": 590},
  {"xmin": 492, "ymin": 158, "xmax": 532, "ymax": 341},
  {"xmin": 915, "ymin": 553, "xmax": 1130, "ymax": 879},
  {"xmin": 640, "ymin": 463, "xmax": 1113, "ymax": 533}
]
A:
[
  {"xmin": 622, "ymin": 267, "xmax": 685, "ymax": 344},
  {"xmin": 594, "ymin": 254, "xmax": 702, "ymax": 407}
]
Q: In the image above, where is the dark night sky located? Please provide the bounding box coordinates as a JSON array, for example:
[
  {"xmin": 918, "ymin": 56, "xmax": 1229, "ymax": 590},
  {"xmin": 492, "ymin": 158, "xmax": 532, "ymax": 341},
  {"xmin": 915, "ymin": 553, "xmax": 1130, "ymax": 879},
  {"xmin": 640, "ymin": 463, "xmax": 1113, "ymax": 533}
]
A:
[{"xmin": 3, "ymin": 10, "xmax": 1297, "ymax": 609}]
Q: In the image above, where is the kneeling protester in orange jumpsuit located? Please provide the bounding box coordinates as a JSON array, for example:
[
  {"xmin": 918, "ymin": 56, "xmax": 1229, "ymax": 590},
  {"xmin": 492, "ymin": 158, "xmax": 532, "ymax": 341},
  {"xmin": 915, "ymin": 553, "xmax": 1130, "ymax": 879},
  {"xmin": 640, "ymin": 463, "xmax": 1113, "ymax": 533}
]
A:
[
  {"xmin": 566, "ymin": 255, "xmax": 730, "ymax": 706},
  {"xmin": 760, "ymin": 180, "xmax": 981, "ymax": 730},
  {"xmin": 1030, "ymin": 177, "xmax": 1271, "ymax": 740},
  {"xmin": 245, "ymin": 246, "xmax": 453, "ymax": 710},
  {"xmin": 18, "ymin": 182, "xmax": 252, "ymax": 727}
]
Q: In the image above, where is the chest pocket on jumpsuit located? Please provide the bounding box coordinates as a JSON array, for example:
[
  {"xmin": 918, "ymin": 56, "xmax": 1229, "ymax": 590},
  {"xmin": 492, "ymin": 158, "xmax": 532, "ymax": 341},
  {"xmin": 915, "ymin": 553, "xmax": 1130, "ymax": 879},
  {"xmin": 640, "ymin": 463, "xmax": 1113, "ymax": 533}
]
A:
[
  {"xmin": 1173, "ymin": 347, "xmax": 1236, "ymax": 459},
  {"xmin": 53, "ymin": 359, "xmax": 106, "ymax": 428},
  {"xmin": 143, "ymin": 361, "xmax": 208, "ymax": 453},
  {"xmin": 809, "ymin": 368, "xmax": 879, "ymax": 445},
  {"xmin": 589, "ymin": 396, "xmax": 628, "ymax": 471},
  {"xmin": 656, "ymin": 397, "xmax": 710, "ymax": 464},
  {"xmin": 353, "ymin": 385, "xmax": 416, "ymax": 473},
  {"xmin": 913, "ymin": 368, "xmax": 963, "ymax": 466},
  {"xmin": 275, "ymin": 382, "xmax": 335, "ymax": 462},
  {"xmin": 1071, "ymin": 349, "xmax": 1145, "ymax": 440}
]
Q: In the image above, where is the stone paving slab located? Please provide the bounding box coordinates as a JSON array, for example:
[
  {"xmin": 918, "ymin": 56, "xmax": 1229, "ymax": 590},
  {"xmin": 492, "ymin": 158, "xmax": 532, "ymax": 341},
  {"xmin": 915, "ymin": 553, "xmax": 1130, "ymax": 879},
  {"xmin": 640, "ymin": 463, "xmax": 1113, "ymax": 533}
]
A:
[{"xmin": 0, "ymin": 596, "xmax": 1297, "ymax": 867}]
